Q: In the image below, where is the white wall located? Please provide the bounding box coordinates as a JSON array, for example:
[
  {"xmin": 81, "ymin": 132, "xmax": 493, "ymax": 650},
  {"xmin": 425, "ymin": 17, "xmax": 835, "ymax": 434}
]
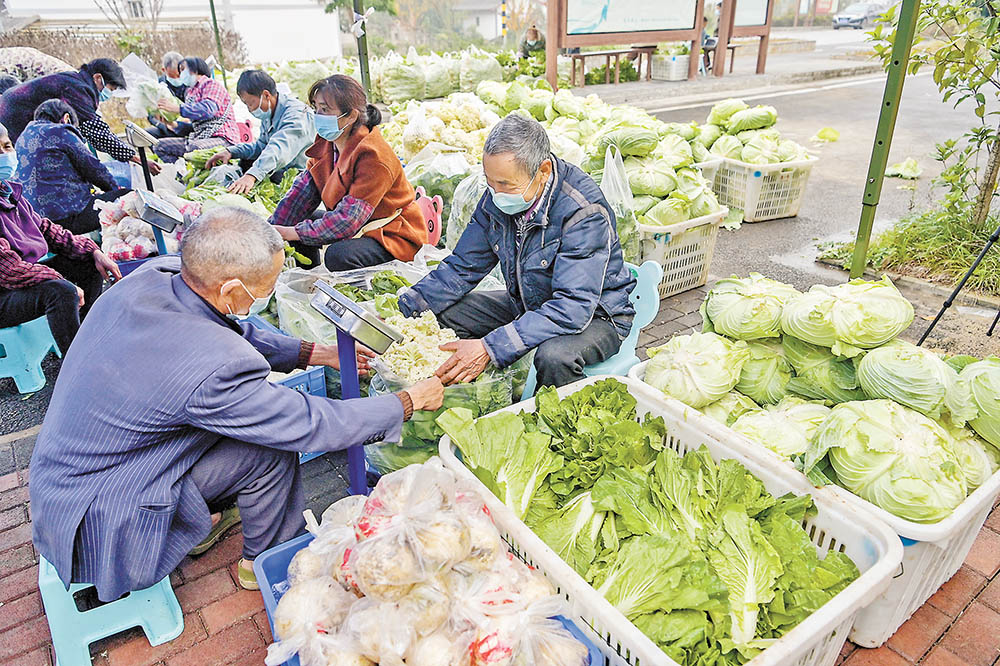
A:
[
  {"xmin": 6, "ymin": 0, "xmax": 342, "ymax": 63},
  {"xmin": 463, "ymin": 9, "xmax": 500, "ymax": 40}
]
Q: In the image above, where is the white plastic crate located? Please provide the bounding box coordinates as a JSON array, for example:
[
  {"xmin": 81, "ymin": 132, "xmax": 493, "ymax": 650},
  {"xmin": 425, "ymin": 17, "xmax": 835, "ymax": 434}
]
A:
[
  {"xmin": 712, "ymin": 157, "xmax": 818, "ymax": 222},
  {"xmin": 638, "ymin": 208, "xmax": 725, "ymax": 299},
  {"xmin": 439, "ymin": 375, "xmax": 903, "ymax": 666},
  {"xmin": 693, "ymin": 157, "xmax": 723, "ymax": 185},
  {"xmin": 651, "ymin": 53, "xmax": 690, "ymax": 81},
  {"xmin": 628, "ymin": 360, "xmax": 1000, "ymax": 648}
]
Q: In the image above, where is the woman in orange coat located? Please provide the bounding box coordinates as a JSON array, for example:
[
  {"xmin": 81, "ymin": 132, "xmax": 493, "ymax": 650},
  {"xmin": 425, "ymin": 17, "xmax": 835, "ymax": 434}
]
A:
[{"xmin": 268, "ymin": 75, "xmax": 427, "ymax": 270}]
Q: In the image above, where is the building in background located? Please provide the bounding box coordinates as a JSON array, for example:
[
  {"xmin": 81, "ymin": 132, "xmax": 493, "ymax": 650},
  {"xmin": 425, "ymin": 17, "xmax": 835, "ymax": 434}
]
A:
[
  {"xmin": 3, "ymin": 0, "xmax": 342, "ymax": 63},
  {"xmin": 456, "ymin": 0, "xmax": 501, "ymax": 40}
]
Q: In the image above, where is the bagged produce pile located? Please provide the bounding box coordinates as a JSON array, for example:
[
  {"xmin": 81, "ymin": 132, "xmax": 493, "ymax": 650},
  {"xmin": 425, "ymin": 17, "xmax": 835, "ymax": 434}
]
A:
[
  {"xmin": 438, "ymin": 379, "xmax": 861, "ymax": 665},
  {"xmin": 638, "ymin": 272, "xmax": 1000, "ymax": 524},
  {"xmin": 265, "ymin": 459, "xmax": 592, "ymax": 666},
  {"xmin": 96, "ymin": 190, "xmax": 192, "ymax": 262}
]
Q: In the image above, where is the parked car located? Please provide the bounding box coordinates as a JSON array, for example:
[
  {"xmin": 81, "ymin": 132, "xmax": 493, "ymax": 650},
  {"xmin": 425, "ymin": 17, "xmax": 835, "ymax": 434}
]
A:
[{"xmin": 832, "ymin": 2, "xmax": 884, "ymax": 28}]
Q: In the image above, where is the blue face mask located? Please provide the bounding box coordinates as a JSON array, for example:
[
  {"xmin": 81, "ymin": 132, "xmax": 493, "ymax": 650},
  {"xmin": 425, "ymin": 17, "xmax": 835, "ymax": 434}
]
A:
[
  {"xmin": 250, "ymin": 96, "xmax": 271, "ymax": 121},
  {"xmin": 98, "ymin": 86, "xmax": 112, "ymax": 103},
  {"xmin": 166, "ymin": 75, "xmax": 184, "ymax": 87},
  {"xmin": 487, "ymin": 175, "xmax": 538, "ymax": 215},
  {"xmin": 179, "ymin": 70, "xmax": 196, "ymax": 88},
  {"xmin": 314, "ymin": 111, "xmax": 349, "ymax": 142},
  {"xmin": 0, "ymin": 151, "xmax": 18, "ymax": 181}
]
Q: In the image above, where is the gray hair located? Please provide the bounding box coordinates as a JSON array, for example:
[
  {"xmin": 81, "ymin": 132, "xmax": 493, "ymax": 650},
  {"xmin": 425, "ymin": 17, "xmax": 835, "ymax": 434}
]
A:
[
  {"xmin": 180, "ymin": 207, "xmax": 283, "ymax": 287},
  {"xmin": 0, "ymin": 122, "xmax": 7, "ymax": 137},
  {"xmin": 161, "ymin": 51, "xmax": 184, "ymax": 70},
  {"xmin": 483, "ymin": 113, "xmax": 551, "ymax": 176}
]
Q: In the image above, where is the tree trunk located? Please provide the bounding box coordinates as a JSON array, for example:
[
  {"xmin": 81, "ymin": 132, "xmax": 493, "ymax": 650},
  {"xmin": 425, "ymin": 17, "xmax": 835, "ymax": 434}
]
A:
[{"xmin": 972, "ymin": 125, "xmax": 1000, "ymax": 229}]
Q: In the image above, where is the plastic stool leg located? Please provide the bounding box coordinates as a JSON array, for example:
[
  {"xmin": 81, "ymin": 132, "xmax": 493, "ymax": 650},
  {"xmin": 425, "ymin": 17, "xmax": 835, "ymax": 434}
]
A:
[
  {"xmin": 12, "ymin": 361, "xmax": 46, "ymax": 394},
  {"xmin": 38, "ymin": 575, "xmax": 95, "ymax": 666},
  {"xmin": 520, "ymin": 364, "xmax": 538, "ymax": 402},
  {"xmin": 135, "ymin": 578, "xmax": 185, "ymax": 645}
]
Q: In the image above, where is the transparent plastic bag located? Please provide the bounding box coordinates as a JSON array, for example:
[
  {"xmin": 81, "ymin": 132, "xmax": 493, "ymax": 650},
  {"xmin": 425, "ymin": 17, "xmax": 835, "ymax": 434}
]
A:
[
  {"xmin": 601, "ymin": 146, "xmax": 641, "ymax": 264},
  {"xmin": 268, "ymin": 577, "xmax": 356, "ymax": 663},
  {"xmin": 341, "ymin": 596, "xmax": 415, "ymax": 665},
  {"xmin": 471, "ymin": 598, "xmax": 590, "ymax": 666},
  {"xmin": 365, "ymin": 363, "xmax": 520, "ymax": 475},
  {"xmin": 405, "ymin": 626, "xmax": 476, "ymax": 666},
  {"xmin": 446, "ymin": 167, "xmax": 486, "ymax": 251},
  {"xmin": 460, "ymin": 47, "xmax": 503, "ymax": 93}
]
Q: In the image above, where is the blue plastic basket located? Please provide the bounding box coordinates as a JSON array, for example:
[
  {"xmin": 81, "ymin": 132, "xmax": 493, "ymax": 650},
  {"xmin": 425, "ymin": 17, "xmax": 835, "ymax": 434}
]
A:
[
  {"xmin": 254, "ymin": 533, "xmax": 604, "ymax": 666},
  {"xmin": 245, "ymin": 316, "xmax": 328, "ymax": 464}
]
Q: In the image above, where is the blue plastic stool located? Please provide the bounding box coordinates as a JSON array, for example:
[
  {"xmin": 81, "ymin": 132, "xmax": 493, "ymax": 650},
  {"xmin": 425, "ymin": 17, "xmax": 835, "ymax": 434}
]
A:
[
  {"xmin": 521, "ymin": 260, "xmax": 664, "ymax": 400},
  {"xmin": 0, "ymin": 317, "xmax": 61, "ymax": 393},
  {"xmin": 38, "ymin": 556, "xmax": 184, "ymax": 666}
]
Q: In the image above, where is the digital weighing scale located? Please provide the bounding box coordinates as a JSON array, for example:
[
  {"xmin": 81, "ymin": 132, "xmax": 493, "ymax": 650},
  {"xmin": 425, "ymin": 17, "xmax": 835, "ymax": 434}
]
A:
[{"xmin": 311, "ymin": 280, "xmax": 403, "ymax": 494}]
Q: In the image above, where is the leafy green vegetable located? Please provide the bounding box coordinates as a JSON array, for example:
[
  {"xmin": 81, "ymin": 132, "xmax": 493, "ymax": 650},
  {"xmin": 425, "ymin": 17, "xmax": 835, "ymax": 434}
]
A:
[
  {"xmin": 810, "ymin": 127, "xmax": 840, "ymax": 143},
  {"xmin": 530, "ymin": 491, "xmax": 605, "ymax": 575},
  {"xmin": 644, "ymin": 333, "xmax": 752, "ymax": 408},
  {"xmin": 710, "ymin": 135, "xmax": 744, "ymax": 159},
  {"xmin": 597, "ymin": 127, "xmax": 660, "ymax": 157},
  {"xmin": 437, "ymin": 407, "xmax": 562, "ymax": 520},
  {"xmin": 725, "ymin": 105, "xmax": 778, "ymax": 134},
  {"xmin": 642, "ymin": 197, "xmax": 689, "ymax": 226},
  {"xmin": 885, "ymin": 157, "xmax": 922, "ymax": 179},
  {"xmin": 804, "ymin": 400, "xmax": 968, "ymax": 522},
  {"xmin": 707, "ymin": 98, "xmax": 750, "ymax": 126}
]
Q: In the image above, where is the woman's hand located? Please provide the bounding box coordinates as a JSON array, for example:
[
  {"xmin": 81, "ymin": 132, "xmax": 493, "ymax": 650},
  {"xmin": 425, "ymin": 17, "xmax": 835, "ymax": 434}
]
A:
[
  {"xmin": 93, "ymin": 249, "xmax": 122, "ymax": 282},
  {"xmin": 228, "ymin": 173, "xmax": 257, "ymax": 195},
  {"xmin": 309, "ymin": 342, "xmax": 376, "ymax": 374},
  {"xmin": 76, "ymin": 286, "xmax": 85, "ymax": 308},
  {"xmin": 157, "ymin": 98, "xmax": 181, "ymax": 115},
  {"xmin": 275, "ymin": 225, "xmax": 300, "ymax": 242}
]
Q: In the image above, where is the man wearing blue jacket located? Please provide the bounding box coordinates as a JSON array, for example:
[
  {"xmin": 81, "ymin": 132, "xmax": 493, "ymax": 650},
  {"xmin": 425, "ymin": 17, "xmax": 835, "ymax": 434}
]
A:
[
  {"xmin": 399, "ymin": 114, "xmax": 636, "ymax": 389},
  {"xmin": 206, "ymin": 70, "xmax": 314, "ymax": 195},
  {"xmin": 30, "ymin": 207, "xmax": 442, "ymax": 599}
]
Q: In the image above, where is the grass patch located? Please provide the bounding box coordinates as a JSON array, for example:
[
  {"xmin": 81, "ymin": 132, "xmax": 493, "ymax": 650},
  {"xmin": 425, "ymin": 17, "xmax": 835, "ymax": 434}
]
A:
[{"xmin": 818, "ymin": 209, "xmax": 1000, "ymax": 295}]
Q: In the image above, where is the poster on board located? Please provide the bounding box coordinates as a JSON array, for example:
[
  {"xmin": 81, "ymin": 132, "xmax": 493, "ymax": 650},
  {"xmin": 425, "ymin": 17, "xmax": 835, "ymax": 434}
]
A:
[
  {"xmin": 734, "ymin": 0, "xmax": 769, "ymax": 26},
  {"xmin": 566, "ymin": 0, "xmax": 698, "ymax": 33}
]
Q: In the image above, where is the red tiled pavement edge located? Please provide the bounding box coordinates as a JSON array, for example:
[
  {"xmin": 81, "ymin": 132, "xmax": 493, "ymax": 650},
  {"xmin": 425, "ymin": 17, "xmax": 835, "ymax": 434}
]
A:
[{"xmin": 3, "ymin": 360, "xmax": 1000, "ymax": 664}]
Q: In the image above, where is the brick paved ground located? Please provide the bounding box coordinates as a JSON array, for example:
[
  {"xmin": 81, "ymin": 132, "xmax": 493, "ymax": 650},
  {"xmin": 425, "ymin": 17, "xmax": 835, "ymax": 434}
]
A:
[{"xmin": 3, "ymin": 283, "xmax": 1000, "ymax": 665}]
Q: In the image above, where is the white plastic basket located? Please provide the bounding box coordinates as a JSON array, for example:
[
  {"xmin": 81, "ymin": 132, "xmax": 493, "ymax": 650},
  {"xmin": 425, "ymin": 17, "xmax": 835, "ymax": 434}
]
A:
[
  {"xmin": 628, "ymin": 360, "xmax": 1000, "ymax": 648},
  {"xmin": 439, "ymin": 375, "xmax": 903, "ymax": 666},
  {"xmin": 693, "ymin": 157, "xmax": 723, "ymax": 185},
  {"xmin": 638, "ymin": 208, "xmax": 726, "ymax": 299},
  {"xmin": 651, "ymin": 53, "xmax": 690, "ymax": 81},
  {"xmin": 712, "ymin": 156, "xmax": 818, "ymax": 222}
]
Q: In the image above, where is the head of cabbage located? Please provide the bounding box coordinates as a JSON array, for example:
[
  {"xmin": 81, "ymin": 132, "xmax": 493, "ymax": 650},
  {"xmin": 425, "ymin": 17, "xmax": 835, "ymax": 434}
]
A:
[
  {"xmin": 857, "ymin": 339, "xmax": 972, "ymax": 421},
  {"xmin": 804, "ymin": 400, "xmax": 968, "ymax": 523},
  {"xmin": 782, "ymin": 336, "xmax": 867, "ymax": 404},
  {"xmin": 959, "ymin": 358, "xmax": 1000, "ymax": 449},
  {"xmin": 732, "ymin": 396, "xmax": 831, "ymax": 458},
  {"xmin": 940, "ymin": 418, "xmax": 1000, "ymax": 491},
  {"xmin": 700, "ymin": 391, "xmax": 759, "ymax": 427},
  {"xmin": 643, "ymin": 332, "xmax": 751, "ymax": 408},
  {"xmin": 706, "ymin": 98, "xmax": 749, "ymax": 126},
  {"xmin": 709, "ymin": 134, "xmax": 743, "ymax": 160},
  {"xmin": 781, "ymin": 276, "xmax": 914, "ymax": 358},
  {"xmin": 701, "ymin": 273, "xmax": 801, "ymax": 341},
  {"xmin": 735, "ymin": 339, "xmax": 793, "ymax": 405}
]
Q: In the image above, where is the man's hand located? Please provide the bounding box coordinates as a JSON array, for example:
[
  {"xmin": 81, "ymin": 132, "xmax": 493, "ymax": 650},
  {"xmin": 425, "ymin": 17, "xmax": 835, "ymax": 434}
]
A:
[
  {"xmin": 156, "ymin": 98, "xmax": 181, "ymax": 115},
  {"xmin": 407, "ymin": 377, "xmax": 445, "ymax": 411},
  {"xmin": 228, "ymin": 173, "xmax": 257, "ymax": 195},
  {"xmin": 132, "ymin": 154, "xmax": 161, "ymax": 175},
  {"xmin": 436, "ymin": 339, "xmax": 491, "ymax": 385},
  {"xmin": 310, "ymin": 342, "xmax": 375, "ymax": 374},
  {"xmin": 206, "ymin": 149, "xmax": 232, "ymax": 170},
  {"xmin": 275, "ymin": 225, "xmax": 300, "ymax": 242},
  {"xmin": 93, "ymin": 249, "xmax": 122, "ymax": 282},
  {"xmin": 76, "ymin": 286, "xmax": 85, "ymax": 308}
]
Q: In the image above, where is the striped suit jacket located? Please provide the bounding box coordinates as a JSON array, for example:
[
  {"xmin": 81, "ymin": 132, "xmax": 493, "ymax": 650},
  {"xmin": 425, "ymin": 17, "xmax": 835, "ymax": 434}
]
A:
[{"xmin": 29, "ymin": 257, "xmax": 403, "ymax": 600}]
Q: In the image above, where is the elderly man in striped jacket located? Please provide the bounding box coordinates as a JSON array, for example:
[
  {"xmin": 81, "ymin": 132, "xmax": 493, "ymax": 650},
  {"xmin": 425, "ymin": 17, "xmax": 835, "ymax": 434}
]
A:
[{"xmin": 29, "ymin": 207, "xmax": 443, "ymax": 598}]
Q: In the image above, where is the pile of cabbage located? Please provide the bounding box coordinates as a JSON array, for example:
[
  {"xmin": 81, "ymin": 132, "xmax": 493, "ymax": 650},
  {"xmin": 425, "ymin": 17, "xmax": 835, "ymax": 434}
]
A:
[
  {"xmin": 382, "ymin": 93, "xmax": 500, "ymax": 165},
  {"xmin": 266, "ymin": 459, "xmax": 591, "ymax": 666},
  {"xmin": 700, "ymin": 98, "xmax": 812, "ymax": 165},
  {"xmin": 640, "ymin": 273, "xmax": 1000, "ymax": 523},
  {"xmin": 439, "ymin": 379, "xmax": 861, "ymax": 665}
]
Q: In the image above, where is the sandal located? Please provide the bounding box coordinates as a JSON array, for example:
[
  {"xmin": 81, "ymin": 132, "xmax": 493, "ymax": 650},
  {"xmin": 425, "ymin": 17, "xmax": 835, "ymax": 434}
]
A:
[
  {"xmin": 238, "ymin": 558, "xmax": 259, "ymax": 590},
  {"xmin": 189, "ymin": 505, "xmax": 241, "ymax": 556}
]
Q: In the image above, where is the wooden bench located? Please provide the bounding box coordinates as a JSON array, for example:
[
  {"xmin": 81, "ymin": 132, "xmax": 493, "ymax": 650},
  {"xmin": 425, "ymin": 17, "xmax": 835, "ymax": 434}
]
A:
[
  {"xmin": 703, "ymin": 43, "xmax": 737, "ymax": 74},
  {"xmin": 570, "ymin": 46, "xmax": 656, "ymax": 87}
]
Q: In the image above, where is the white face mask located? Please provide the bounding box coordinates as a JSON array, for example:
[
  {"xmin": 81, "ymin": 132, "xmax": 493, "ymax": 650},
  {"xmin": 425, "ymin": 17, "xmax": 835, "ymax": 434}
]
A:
[{"xmin": 223, "ymin": 279, "xmax": 273, "ymax": 318}]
